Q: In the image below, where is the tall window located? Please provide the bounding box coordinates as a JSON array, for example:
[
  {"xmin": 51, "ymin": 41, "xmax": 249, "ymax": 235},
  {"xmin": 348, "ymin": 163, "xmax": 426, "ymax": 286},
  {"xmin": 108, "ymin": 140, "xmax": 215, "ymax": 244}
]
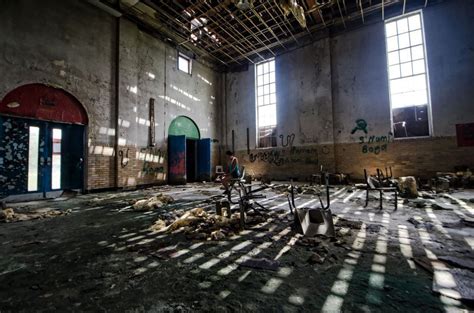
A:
[
  {"xmin": 385, "ymin": 12, "xmax": 431, "ymax": 138},
  {"xmin": 256, "ymin": 59, "xmax": 277, "ymax": 148}
]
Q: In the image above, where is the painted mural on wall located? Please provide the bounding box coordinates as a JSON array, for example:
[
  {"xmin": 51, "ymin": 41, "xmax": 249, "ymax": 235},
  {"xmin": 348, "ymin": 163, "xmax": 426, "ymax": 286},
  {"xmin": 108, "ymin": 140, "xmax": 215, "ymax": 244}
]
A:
[
  {"xmin": 0, "ymin": 118, "xmax": 29, "ymax": 197},
  {"xmin": 350, "ymin": 119, "xmax": 393, "ymax": 155}
]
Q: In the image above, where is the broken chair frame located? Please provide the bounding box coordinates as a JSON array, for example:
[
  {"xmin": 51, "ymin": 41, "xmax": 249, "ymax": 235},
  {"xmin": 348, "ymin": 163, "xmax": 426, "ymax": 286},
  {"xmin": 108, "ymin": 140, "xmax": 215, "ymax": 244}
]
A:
[
  {"xmin": 364, "ymin": 169, "xmax": 398, "ymax": 211},
  {"xmin": 235, "ymin": 180, "xmax": 269, "ymax": 228},
  {"xmin": 287, "ymin": 174, "xmax": 336, "ymax": 237}
]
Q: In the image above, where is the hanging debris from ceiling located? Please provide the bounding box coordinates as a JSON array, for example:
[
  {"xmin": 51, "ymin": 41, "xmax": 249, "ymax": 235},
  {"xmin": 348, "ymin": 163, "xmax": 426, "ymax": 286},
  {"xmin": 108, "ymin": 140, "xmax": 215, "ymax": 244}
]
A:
[
  {"xmin": 277, "ymin": 0, "xmax": 307, "ymax": 28},
  {"xmin": 234, "ymin": 0, "xmax": 254, "ymax": 10}
]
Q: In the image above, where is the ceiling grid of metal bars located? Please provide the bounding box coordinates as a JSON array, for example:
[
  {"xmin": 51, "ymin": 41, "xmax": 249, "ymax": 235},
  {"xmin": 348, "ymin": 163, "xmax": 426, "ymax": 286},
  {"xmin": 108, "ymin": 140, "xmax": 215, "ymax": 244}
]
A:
[{"xmin": 118, "ymin": 0, "xmax": 439, "ymax": 68}]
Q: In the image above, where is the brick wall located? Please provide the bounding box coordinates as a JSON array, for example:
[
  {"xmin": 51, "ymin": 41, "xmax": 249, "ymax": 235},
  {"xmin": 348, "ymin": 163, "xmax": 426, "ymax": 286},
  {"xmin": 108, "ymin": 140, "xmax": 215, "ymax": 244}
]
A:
[
  {"xmin": 234, "ymin": 144, "xmax": 335, "ymax": 181},
  {"xmin": 117, "ymin": 145, "xmax": 167, "ymax": 188},
  {"xmin": 335, "ymin": 136, "xmax": 474, "ymax": 180},
  {"xmin": 231, "ymin": 137, "xmax": 473, "ymax": 182},
  {"xmin": 87, "ymin": 146, "xmax": 115, "ymax": 189}
]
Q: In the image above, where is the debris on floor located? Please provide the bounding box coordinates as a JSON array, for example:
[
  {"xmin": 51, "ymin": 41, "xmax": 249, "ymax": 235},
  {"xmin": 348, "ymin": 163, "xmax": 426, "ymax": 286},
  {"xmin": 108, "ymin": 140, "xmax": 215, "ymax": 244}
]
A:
[
  {"xmin": 0, "ymin": 207, "xmax": 72, "ymax": 223},
  {"xmin": 336, "ymin": 217, "xmax": 363, "ymax": 230},
  {"xmin": 431, "ymin": 202, "xmax": 456, "ymax": 210},
  {"xmin": 433, "ymin": 268, "xmax": 474, "ymax": 301},
  {"xmin": 307, "ymin": 252, "xmax": 326, "ymax": 264},
  {"xmin": 149, "ymin": 207, "xmax": 273, "ymax": 241},
  {"xmin": 438, "ymin": 256, "xmax": 474, "ymax": 271},
  {"xmin": 407, "ymin": 217, "xmax": 434, "ymax": 230},
  {"xmin": 239, "ymin": 258, "xmax": 280, "ymax": 271},
  {"xmin": 398, "ymin": 176, "xmax": 419, "ymax": 198},
  {"xmin": 132, "ymin": 194, "xmax": 174, "ymax": 211}
]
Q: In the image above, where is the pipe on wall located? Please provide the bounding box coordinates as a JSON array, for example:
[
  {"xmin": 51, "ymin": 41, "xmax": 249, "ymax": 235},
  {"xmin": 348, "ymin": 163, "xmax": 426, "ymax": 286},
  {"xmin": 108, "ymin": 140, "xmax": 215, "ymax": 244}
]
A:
[{"xmin": 114, "ymin": 17, "xmax": 121, "ymax": 189}]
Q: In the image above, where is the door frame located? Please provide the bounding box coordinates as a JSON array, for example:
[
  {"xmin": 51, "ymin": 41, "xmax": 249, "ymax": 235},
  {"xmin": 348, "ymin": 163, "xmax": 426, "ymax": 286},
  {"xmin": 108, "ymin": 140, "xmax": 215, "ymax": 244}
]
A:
[{"xmin": 0, "ymin": 114, "xmax": 88, "ymax": 201}]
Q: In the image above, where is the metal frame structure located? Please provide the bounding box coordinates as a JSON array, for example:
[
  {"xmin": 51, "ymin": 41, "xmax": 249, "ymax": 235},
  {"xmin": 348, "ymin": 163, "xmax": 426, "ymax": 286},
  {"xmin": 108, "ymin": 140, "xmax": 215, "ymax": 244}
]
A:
[{"xmin": 111, "ymin": 0, "xmax": 440, "ymax": 68}]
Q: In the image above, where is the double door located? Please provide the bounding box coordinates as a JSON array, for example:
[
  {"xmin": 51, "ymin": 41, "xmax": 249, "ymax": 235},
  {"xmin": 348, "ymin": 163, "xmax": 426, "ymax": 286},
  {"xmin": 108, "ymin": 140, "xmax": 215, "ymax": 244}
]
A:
[{"xmin": 0, "ymin": 116, "xmax": 85, "ymax": 199}]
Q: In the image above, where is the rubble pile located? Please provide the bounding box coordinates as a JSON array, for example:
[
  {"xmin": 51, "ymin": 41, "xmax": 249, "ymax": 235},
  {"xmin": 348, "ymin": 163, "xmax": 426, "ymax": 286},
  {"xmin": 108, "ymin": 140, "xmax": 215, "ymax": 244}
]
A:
[
  {"xmin": 397, "ymin": 176, "xmax": 419, "ymax": 198},
  {"xmin": 150, "ymin": 207, "xmax": 272, "ymax": 241},
  {"xmin": 0, "ymin": 207, "xmax": 72, "ymax": 223},
  {"xmin": 132, "ymin": 194, "xmax": 174, "ymax": 211}
]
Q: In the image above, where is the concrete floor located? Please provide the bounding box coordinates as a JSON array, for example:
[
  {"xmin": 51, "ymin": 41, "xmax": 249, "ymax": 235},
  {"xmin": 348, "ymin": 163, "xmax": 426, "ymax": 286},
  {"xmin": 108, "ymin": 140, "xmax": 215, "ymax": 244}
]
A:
[{"xmin": 0, "ymin": 183, "xmax": 473, "ymax": 312}]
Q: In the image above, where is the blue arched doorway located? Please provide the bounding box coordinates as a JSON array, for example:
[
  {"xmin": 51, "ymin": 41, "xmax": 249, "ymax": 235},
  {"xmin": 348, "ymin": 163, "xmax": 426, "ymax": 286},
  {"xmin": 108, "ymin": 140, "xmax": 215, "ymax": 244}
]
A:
[{"xmin": 167, "ymin": 116, "xmax": 210, "ymax": 184}]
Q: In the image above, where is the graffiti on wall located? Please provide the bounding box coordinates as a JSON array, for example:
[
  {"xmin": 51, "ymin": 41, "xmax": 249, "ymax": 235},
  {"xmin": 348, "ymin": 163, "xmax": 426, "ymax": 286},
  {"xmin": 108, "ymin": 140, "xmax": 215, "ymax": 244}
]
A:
[
  {"xmin": 358, "ymin": 133, "xmax": 393, "ymax": 154},
  {"xmin": 349, "ymin": 119, "xmax": 393, "ymax": 155},
  {"xmin": 279, "ymin": 133, "xmax": 295, "ymax": 147},
  {"xmin": 140, "ymin": 147, "xmax": 165, "ymax": 175},
  {"xmin": 119, "ymin": 148, "xmax": 129, "ymax": 168},
  {"xmin": 351, "ymin": 119, "xmax": 368, "ymax": 134},
  {"xmin": 248, "ymin": 145, "xmax": 329, "ymax": 167}
]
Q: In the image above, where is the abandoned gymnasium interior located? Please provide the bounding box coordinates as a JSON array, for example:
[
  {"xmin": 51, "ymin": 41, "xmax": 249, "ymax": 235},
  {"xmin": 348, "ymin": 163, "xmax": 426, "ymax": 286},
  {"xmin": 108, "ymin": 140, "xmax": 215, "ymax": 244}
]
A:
[{"xmin": 0, "ymin": 0, "xmax": 473, "ymax": 312}]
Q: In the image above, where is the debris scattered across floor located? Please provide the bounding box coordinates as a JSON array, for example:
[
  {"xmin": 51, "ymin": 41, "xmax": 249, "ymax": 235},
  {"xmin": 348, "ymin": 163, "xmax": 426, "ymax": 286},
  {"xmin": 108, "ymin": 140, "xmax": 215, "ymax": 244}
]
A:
[
  {"xmin": 132, "ymin": 194, "xmax": 174, "ymax": 211},
  {"xmin": 240, "ymin": 258, "xmax": 280, "ymax": 271},
  {"xmin": 149, "ymin": 207, "xmax": 273, "ymax": 241},
  {"xmin": 398, "ymin": 176, "xmax": 419, "ymax": 198},
  {"xmin": 433, "ymin": 268, "xmax": 474, "ymax": 301},
  {"xmin": 0, "ymin": 207, "xmax": 71, "ymax": 223},
  {"xmin": 438, "ymin": 256, "xmax": 474, "ymax": 271},
  {"xmin": 407, "ymin": 217, "xmax": 434, "ymax": 230}
]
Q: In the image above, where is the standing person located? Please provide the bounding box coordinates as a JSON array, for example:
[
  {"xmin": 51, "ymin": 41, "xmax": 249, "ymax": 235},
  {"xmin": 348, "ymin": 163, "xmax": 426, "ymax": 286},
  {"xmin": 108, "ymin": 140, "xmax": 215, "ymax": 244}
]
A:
[{"xmin": 222, "ymin": 150, "xmax": 240, "ymax": 193}]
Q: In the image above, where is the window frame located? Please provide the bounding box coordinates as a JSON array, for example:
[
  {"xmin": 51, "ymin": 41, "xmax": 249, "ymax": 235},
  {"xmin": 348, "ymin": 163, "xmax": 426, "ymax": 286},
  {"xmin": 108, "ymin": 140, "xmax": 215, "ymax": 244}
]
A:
[
  {"xmin": 254, "ymin": 58, "xmax": 277, "ymax": 149},
  {"xmin": 385, "ymin": 10, "xmax": 434, "ymax": 140},
  {"xmin": 178, "ymin": 53, "xmax": 192, "ymax": 75}
]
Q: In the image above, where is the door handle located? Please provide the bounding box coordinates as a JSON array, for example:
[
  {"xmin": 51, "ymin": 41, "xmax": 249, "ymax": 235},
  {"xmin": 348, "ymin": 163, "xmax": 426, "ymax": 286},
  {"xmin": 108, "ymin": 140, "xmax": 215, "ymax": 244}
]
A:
[
  {"xmin": 40, "ymin": 157, "xmax": 45, "ymax": 166},
  {"xmin": 47, "ymin": 157, "xmax": 52, "ymax": 166},
  {"xmin": 76, "ymin": 158, "xmax": 84, "ymax": 168}
]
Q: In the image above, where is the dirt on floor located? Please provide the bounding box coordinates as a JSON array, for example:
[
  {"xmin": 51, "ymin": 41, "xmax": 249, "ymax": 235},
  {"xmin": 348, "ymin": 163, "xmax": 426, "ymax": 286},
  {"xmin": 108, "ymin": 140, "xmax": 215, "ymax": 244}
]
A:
[{"xmin": 0, "ymin": 183, "xmax": 473, "ymax": 312}]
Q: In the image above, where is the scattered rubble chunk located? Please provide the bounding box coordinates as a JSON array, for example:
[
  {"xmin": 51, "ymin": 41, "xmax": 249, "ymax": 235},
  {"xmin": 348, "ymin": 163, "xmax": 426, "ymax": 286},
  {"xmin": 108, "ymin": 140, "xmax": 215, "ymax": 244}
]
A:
[
  {"xmin": 408, "ymin": 199, "xmax": 428, "ymax": 208},
  {"xmin": 438, "ymin": 256, "xmax": 474, "ymax": 271},
  {"xmin": 433, "ymin": 268, "xmax": 474, "ymax": 301},
  {"xmin": 307, "ymin": 252, "xmax": 325, "ymax": 264},
  {"xmin": 210, "ymin": 230, "xmax": 225, "ymax": 241},
  {"xmin": 365, "ymin": 223, "xmax": 384, "ymax": 233},
  {"xmin": 1, "ymin": 208, "xmax": 71, "ymax": 223},
  {"xmin": 420, "ymin": 191, "xmax": 436, "ymax": 199},
  {"xmin": 150, "ymin": 219, "xmax": 167, "ymax": 232},
  {"xmin": 398, "ymin": 176, "xmax": 419, "ymax": 198},
  {"xmin": 132, "ymin": 194, "xmax": 174, "ymax": 211},
  {"xmin": 407, "ymin": 217, "xmax": 434, "ymax": 230},
  {"xmin": 431, "ymin": 202, "xmax": 455, "ymax": 211},
  {"xmin": 240, "ymin": 258, "xmax": 280, "ymax": 271},
  {"xmin": 336, "ymin": 217, "xmax": 363, "ymax": 230},
  {"xmin": 413, "ymin": 257, "xmax": 433, "ymax": 274}
]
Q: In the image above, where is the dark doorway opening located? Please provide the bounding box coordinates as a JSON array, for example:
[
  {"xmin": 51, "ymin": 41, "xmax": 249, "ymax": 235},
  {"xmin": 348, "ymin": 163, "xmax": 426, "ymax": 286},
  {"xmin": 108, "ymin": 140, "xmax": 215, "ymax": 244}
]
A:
[{"xmin": 186, "ymin": 139, "xmax": 198, "ymax": 183}]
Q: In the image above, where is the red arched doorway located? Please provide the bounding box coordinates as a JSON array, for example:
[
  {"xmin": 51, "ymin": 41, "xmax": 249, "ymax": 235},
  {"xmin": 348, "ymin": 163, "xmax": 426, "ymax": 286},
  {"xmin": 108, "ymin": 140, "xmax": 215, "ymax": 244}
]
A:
[{"xmin": 0, "ymin": 84, "xmax": 88, "ymax": 200}]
